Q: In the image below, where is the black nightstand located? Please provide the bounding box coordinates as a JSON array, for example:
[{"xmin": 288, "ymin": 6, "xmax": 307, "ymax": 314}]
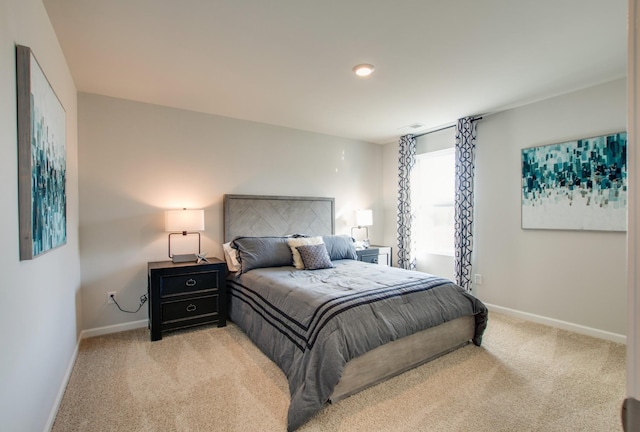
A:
[
  {"xmin": 148, "ymin": 259, "xmax": 227, "ymax": 341},
  {"xmin": 356, "ymin": 246, "xmax": 392, "ymax": 266}
]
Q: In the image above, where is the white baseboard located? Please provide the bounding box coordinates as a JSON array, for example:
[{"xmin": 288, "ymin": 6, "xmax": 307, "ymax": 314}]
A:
[
  {"xmin": 43, "ymin": 337, "xmax": 80, "ymax": 432},
  {"xmin": 81, "ymin": 319, "xmax": 148, "ymax": 339},
  {"xmin": 485, "ymin": 303, "xmax": 627, "ymax": 344}
]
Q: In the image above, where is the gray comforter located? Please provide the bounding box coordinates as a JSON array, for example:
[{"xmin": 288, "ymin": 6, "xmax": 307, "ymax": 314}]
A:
[{"xmin": 228, "ymin": 259, "xmax": 488, "ymax": 431}]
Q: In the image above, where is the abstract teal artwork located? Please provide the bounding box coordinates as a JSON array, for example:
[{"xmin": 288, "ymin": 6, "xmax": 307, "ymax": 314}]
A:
[
  {"xmin": 16, "ymin": 45, "xmax": 66, "ymax": 260},
  {"xmin": 521, "ymin": 132, "xmax": 627, "ymax": 231}
]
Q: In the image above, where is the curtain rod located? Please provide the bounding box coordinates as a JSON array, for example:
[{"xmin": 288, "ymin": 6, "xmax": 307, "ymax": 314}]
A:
[{"xmin": 412, "ymin": 116, "xmax": 483, "ymax": 138}]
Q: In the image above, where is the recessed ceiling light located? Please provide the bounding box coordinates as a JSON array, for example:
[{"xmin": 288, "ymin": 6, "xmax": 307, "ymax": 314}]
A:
[{"xmin": 353, "ymin": 64, "xmax": 375, "ymax": 77}]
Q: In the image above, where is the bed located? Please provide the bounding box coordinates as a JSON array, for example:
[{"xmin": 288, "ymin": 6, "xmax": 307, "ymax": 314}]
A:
[{"xmin": 223, "ymin": 194, "xmax": 488, "ymax": 431}]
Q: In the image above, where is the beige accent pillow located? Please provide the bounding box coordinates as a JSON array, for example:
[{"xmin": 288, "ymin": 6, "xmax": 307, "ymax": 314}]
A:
[
  {"xmin": 287, "ymin": 236, "xmax": 324, "ymax": 269},
  {"xmin": 222, "ymin": 242, "xmax": 241, "ymax": 272}
]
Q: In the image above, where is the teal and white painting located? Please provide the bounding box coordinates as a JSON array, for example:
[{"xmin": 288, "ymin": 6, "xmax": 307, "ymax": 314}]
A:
[
  {"xmin": 521, "ymin": 132, "xmax": 627, "ymax": 231},
  {"xmin": 17, "ymin": 45, "xmax": 66, "ymax": 260}
]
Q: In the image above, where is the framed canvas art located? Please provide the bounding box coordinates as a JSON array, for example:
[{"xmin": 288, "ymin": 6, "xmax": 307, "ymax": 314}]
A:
[
  {"xmin": 16, "ymin": 45, "xmax": 67, "ymax": 260},
  {"xmin": 521, "ymin": 132, "xmax": 627, "ymax": 231}
]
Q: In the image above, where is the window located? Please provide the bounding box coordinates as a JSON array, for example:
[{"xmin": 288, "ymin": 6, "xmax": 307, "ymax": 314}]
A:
[{"xmin": 413, "ymin": 147, "xmax": 455, "ymax": 256}]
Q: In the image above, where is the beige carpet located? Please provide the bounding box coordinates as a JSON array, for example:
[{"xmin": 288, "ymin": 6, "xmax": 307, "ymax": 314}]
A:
[{"xmin": 52, "ymin": 312, "xmax": 626, "ymax": 431}]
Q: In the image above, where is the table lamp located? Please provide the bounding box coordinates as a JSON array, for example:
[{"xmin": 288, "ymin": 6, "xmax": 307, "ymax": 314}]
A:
[
  {"xmin": 165, "ymin": 208, "xmax": 205, "ymax": 263},
  {"xmin": 351, "ymin": 209, "xmax": 373, "ymax": 248}
]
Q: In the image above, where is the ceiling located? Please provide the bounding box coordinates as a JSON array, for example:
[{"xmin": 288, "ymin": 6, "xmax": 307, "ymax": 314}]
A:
[{"xmin": 43, "ymin": 0, "xmax": 627, "ymax": 144}]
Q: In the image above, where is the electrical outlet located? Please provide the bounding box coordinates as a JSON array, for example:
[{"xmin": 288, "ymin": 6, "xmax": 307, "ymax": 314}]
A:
[
  {"xmin": 474, "ymin": 274, "xmax": 483, "ymax": 285},
  {"xmin": 107, "ymin": 291, "xmax": 116, "ymax": 304}
]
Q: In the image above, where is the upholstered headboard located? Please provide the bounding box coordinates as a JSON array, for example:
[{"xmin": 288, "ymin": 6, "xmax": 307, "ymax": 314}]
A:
[{"xmin": 223, "ymin": 194, "xmax": 335, "ymax": 242}]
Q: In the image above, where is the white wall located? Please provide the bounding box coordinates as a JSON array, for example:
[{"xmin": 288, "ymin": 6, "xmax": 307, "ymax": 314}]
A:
[
  {"xmin": 474, "ymin": 78, "xmax": 627, "ymax": 336},
  {"xmin": 0, "ymin": 1, "xmax": 80, "ymax": 431},
  {"xmin": 383, "ymin": 79, "xmax": 627, "ymax": 337},
  {"xmin": 78, "ymin": 93, "xmax": 383, "ymax": 331}
]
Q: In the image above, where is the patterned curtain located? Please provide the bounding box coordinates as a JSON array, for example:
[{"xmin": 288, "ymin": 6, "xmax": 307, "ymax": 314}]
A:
[
  {"xmin": 397, "ymin": 134, "xmax": 416, "ymax": 270},
  {"xmin": 454, "ymin": 117, "xmax": 477, "ymax": 291}
]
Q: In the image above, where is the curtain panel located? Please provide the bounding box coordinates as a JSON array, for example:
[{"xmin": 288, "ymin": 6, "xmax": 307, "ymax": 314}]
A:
[
  {"xmin": 454, "ymin": 117, "xmax": 477, "ymax": 291},
  {"xmin": 397, "ymin": 134, "xmax": 416, "ymax": 270}
]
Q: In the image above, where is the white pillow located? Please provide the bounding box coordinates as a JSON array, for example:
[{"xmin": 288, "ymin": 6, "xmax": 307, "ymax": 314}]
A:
[
  {"xmin": 222, "ymin": 242, "xmax": 241, "ymax": 272},
  {"xmin": 287, "ymin": 236, "xmax": 324, "ymax": 269}
]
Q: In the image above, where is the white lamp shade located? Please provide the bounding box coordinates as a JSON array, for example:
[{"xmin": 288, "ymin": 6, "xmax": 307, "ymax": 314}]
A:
[
  {"xmin": 165, "ymin": 209, "xmax": 205, "ymax": 232},
  {"xmin": 355, "ymin": 209, "xmax": 373, "ymax": 227}
]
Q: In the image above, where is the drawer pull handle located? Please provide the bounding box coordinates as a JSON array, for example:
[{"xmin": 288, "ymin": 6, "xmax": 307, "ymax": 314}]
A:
[
  {"xmin": 185, "ymin": 279, "xmax": 197, "ymax": 287},
  {"xmin": 186, "ymin": 304, "xmax": 197, "ymax": 312}
]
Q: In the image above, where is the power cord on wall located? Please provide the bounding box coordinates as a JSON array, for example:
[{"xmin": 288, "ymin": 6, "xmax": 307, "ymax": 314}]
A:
[{"xmin": 110, "ymin": 293, "xmax": 148, "ymax": 314}]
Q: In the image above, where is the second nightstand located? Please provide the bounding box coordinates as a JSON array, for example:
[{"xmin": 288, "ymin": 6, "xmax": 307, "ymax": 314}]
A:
[
  {"xmin": 356, "ymin": 246, "xmax": 392, "ymax": 266},
  {"xmin": 148, "ymin": 259, "xmax": 227, "ymax": 341}
]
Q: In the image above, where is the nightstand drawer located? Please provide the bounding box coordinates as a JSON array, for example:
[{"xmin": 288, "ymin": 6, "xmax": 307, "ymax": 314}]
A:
[
  {"xmin": 359, "ymin": 253, "xmax": 379, "ymax": 264},
  {"xmin": 162, "ymin": 294, "xmax": 219, "ymax": 324},
  {"xmin": 160, "ymin": 271, "xmax": 219, "ymax": 297}
]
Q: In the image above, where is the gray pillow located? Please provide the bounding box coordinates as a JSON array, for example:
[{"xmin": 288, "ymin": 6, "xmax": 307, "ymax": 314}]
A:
[
  {"xmin": 296, "ymin": 243, "xmax": 334, "ymax": 270},
  {"xmin": 231, "ymin": 236, "xmax": 292, "ymax": 274},
  {"xmin": 322, "ymin": 235, "xmax": 357, "ymax": 260}
]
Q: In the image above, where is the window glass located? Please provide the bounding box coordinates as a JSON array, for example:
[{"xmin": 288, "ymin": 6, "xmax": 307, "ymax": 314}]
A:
[{"xmin": 413, "ymin": 148, "xmax": 455, "ymax": 256}]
